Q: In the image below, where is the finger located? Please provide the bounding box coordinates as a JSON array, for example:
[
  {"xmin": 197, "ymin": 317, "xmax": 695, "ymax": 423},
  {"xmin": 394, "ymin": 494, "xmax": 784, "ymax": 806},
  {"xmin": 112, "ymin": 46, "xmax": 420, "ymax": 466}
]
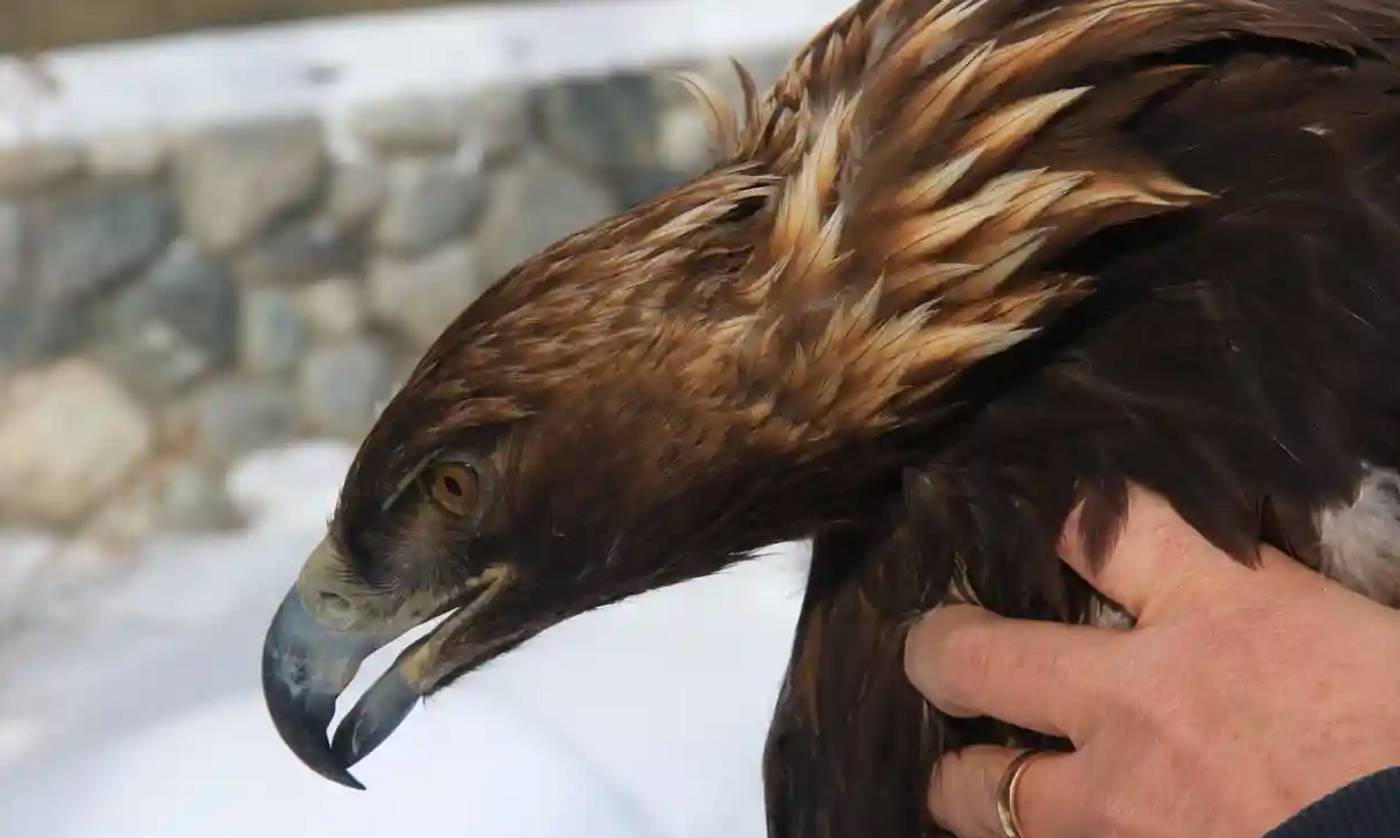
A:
[
  {"xmin": 905, "ymin": 604, "xmax": 1120, "ymax": 741},
  {"xmin": 1059, "ymin": 485, "xmax": 1242, "ymax": 621},
  {"xmin": 928, "ymin": 746, "xmax": 1080, "ymax": 838}
]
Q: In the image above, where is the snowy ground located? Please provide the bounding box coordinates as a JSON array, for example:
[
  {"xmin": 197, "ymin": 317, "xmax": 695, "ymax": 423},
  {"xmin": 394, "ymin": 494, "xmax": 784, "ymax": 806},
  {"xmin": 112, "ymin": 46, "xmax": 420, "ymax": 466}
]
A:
[
  {"xmin": 0, "ymin": 442, "xmax": 812, "ymax": 838},
  {"xmin": 0, "ymin": 0, "xmax": 852, "ymax": 150}
]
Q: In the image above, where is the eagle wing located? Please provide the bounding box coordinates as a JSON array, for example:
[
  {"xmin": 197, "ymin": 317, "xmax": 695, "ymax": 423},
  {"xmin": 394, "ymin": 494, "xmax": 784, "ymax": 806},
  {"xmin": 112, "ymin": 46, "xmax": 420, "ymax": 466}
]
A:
[
  {"xmin": 758, "ymin": 2, "xmax": 1400, "ymax": 837},
  {"xmin": 762, "ymin": 526, "xmax": 944, "ymax": 838}
]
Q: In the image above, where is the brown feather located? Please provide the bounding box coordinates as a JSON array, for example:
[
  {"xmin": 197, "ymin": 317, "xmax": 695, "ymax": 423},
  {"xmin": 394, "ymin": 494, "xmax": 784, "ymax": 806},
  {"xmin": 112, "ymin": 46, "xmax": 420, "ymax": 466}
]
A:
[{"xmin": 318, "ymin": 2, "xmax": 1400, "ymax": 837}]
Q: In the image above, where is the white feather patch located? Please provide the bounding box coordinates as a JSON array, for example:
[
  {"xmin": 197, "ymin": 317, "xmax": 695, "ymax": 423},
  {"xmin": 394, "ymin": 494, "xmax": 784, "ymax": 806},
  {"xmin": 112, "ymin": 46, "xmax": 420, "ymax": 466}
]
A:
[
  {"xmin": 1316, "ymin": 464, "xmax": 1400, "ymax": 607},
  {"xmin": 1087, "ymin": 597, "xmax": 1135, "ymax": 629}
]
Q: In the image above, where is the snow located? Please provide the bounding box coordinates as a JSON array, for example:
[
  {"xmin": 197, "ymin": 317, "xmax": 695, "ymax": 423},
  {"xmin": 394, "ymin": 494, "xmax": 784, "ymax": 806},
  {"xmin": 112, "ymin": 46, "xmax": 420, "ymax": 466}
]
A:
[
  {"xmin": 0, "ymin": 442, "xmax": 812, "ymax": 838},
  {"xmin": 0, "ymin": 0, "xmax": 853, "ymax": 151}
]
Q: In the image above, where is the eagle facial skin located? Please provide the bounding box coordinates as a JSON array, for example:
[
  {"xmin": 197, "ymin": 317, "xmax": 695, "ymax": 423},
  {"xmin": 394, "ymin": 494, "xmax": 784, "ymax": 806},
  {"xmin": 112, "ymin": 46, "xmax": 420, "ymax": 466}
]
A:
[{"xmin": 263, "ymin": 0, "xmax": 1400, "ymax": 833}]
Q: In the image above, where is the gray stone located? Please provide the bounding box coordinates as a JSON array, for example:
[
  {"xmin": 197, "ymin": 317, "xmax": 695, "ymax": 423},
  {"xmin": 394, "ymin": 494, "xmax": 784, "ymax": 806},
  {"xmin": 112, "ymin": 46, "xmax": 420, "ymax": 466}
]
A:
[
  {"xmin": 739, "ymin": 51, "xmax": 794, "ymax": 92},
  {"xmin": 0, "ymin": 359, "xmax": 154, "ymax": 526},
  {"xmin": 239, "ymin": 287, "xmax": 308, "ymax": 376},
  {"xmin": 657, "ymin": 102, "xmax": 716, "ymax": 174},
  {"xmin": 652, "ymin": 63, "xmax": 705, "ymax": 108},
  {"xmin": 347, "ymin": 94, "xmax": 471, "ymax": 155},
  {"xmin": 175, "ymin": 117, "xmax": 327, "ymax": 252},
  {"xmin": 536, "ymin": 72, "xmax": 662, "ymax": 177},
  {"xmin": 233, "ymin": 217, "xmax": 359, "ymax": 285},
  {"xmin": 86, "ymin": 130, "xmax": 170, "ymax": 180},
  {"xmin": 33, "ymin": 186, "xmax": 173, "ymax": 302},
  {"xmin": 617, "ymin": 165, "xmax": 690, "ymax": 208},
  {"xmin": 347, "ymin": 86, "xmax": 528, "ymax": 161},
  {"xmin": 682, "ymin": 52, "xmax": 791, "ymax": 107},
  {"xmin": 0, "ymin": 203, "xmax": 19, "ymax": 303},
  {"xmin": 80, "ymin": 458, "xmax": 243, "ymax": 544},
  {"xmin": 297, "ymin": 277, "xmax": 367, "ymax": 341},
  {"xmin": 368, "ymin": 241, "xmax": 485, "ymax": 347},
  {"xmin": 0, "ymin": 202, "xmax": 90, "ymax": 366},
  {"xmin": 325, "ymin": 164, "xmax": 386, "ymax": 230},
  {"xmin": 187, "ymin": 378, "xmax": 301, "ymax": 461},
  {"xmin": 102, "ymin": 242, "xmax": 239, "ymax": 394},
  {"xmin": 466, "ymin": 86, "xmax": 531, "ymax": 164},
  {"xmin": 0, "ymin": 144, "xmax": 82, "ymax": 195},
  {"xmin": 157, "ymin": 461, "xmax": 242, "ymax": 531},
  {"xmin": 0, "ymin": 302, "xmax": 80, "ymax": 366},
  {"xmin": 299, "ymin": 338, "xmax": 395, "ymax": 438},
  {"xmin": 476, "ymin": 151, "xmax": 617, "ymax": 280},
  {"xmin": 373, "ymin": 158, "xmax": 486, "ymax": 254}
]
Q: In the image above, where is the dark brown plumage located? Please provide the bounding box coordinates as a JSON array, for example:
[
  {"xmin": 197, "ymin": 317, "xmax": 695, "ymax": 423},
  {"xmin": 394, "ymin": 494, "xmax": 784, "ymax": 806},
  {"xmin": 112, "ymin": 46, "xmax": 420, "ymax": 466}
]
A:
[{"xmin": 261, "ymin": 2, "xmax": 1400, "ymax": 836}]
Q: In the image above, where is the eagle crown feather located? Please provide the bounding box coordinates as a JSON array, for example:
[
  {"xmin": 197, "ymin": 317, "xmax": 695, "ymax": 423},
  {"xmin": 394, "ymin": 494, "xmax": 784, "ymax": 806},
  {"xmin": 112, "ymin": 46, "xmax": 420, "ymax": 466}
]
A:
[{"xmin": 387, "ymin": 0, "xmax": 1237, "ymax": 462}]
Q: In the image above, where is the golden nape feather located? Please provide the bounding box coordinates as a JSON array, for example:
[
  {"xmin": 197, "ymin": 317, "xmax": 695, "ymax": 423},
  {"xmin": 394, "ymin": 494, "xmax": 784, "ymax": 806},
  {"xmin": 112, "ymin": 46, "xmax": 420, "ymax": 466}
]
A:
[
  {"xmin": 656, "ymin": 0, "xmax": 1233, "ymax": 430},
  {"xmin": 261, "ymin": 1, "xmax": 1400, "ymax": 837},
  {"xmin": 406, "ymin": 0, "xmax": 1256, "ymax": 449}
]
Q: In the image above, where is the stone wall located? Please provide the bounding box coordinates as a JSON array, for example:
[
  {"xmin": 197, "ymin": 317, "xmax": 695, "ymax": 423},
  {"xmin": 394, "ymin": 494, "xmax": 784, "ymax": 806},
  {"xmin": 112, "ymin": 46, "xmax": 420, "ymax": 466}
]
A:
[
  {"xmin": 0, "ymin": 51, "xmax": 790, "ymax": 554},
  {"xmin": 6, "ymin": 0, "xmax": 477, "ymax": 53}
]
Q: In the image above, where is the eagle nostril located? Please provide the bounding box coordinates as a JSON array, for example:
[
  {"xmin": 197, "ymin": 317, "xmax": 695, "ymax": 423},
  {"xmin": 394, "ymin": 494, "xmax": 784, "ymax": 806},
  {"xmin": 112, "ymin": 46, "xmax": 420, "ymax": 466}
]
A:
[{"xmin": 317, "ymin": 591, "xmax": 354, "ymax": 618}]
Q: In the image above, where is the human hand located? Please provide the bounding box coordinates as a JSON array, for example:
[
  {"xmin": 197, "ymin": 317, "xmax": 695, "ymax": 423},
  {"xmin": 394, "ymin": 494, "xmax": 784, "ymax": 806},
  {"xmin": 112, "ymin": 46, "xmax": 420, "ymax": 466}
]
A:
[{"xmin": 903, "ymin": 485, "xmax": 1400, "ymax": 838}]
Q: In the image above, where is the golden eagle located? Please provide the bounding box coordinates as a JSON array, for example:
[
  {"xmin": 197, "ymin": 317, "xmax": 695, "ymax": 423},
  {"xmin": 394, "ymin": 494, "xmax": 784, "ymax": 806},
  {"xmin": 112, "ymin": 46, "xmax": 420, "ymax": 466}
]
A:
[{"xmin": 262, "ymin": 1, "xmax": 1400, "ymax": 835}]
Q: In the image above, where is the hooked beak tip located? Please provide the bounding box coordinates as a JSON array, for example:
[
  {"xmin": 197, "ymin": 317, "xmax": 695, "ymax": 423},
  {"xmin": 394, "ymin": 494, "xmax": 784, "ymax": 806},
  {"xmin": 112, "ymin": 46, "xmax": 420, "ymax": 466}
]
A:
[{"xmin": 261, "ymin": 585, "xmax": 375, "ymax": 790}]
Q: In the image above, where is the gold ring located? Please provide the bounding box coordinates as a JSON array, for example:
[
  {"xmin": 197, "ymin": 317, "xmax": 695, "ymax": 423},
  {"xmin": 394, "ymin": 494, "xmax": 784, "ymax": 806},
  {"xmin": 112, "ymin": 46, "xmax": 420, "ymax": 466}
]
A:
[{"xmin": 995, "ymin": 749, "xmax": 1048, "ymax": 838}]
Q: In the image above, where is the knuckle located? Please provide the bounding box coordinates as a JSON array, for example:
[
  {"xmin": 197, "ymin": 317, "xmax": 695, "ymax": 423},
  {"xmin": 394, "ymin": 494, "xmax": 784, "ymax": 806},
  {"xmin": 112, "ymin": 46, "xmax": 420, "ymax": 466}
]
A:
[
  {"xmin": 905, "ymin": 606, "xmax": 1001, "ymax": 703},
  {"xmin": 928, "ymin": 746, "xmax": 1012, "ymax": 835},
  {"xmin": 1126, "ymin": 515, "xmax": 1189, "ymax": 570},
  {"xmin": 939, "ymin": 620, "xmax": 1000, "ymax": 696},
  {"xmin": 902, "ymin": 615, "xmax": 934, "ymax": 683},
  {"xmin": 1118, "ymin": 491, "xmax": 1201, "ymax": 562},
  {"xmin": 925, "ymin": 752, "xmax": 957, "ymax": 814},
  {"xmin": 925, "ymin": 749, "xmax": 974, "ymax": 830}
]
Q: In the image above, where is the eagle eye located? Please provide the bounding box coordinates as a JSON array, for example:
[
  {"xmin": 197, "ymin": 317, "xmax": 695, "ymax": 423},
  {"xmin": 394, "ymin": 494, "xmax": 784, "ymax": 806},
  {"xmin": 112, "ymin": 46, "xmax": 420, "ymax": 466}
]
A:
[{"xmin": 428, "ymin": 462, "xmax": 482, "ymax": 518}]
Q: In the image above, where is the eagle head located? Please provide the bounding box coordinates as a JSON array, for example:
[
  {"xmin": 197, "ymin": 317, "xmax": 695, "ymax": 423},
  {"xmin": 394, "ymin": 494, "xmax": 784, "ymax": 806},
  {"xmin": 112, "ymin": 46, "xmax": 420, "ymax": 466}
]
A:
[
  {"xmin": 260, "ymin": 166, "xmax": 901, "ymax": 789},
  {"xmin": 259, "ymin": 0, "xmax": 1246, "ymax": 789}
]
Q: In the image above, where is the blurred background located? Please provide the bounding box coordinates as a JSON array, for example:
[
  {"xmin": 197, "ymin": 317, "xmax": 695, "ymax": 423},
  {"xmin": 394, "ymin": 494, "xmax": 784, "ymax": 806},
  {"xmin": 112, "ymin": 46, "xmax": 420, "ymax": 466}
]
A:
[{"xmin": 0, "ymin": 1, "xmax": 851, "ymax": 835}]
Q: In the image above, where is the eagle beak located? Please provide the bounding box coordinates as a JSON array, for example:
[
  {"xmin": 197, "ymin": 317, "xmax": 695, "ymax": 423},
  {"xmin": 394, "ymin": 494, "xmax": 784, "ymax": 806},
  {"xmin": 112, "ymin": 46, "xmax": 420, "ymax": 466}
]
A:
[
  {"xmin": 261, "ymin": 576, "xmax": 381, "ymax": 790},
  {"xmin": 262, "ymin": 538, "xmax": 513, "ymax": 789}
]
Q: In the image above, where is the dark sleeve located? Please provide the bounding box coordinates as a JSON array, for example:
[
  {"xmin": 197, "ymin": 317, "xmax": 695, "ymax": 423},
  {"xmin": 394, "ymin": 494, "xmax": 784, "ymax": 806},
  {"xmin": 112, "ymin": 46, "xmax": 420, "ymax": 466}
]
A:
[{"xmin": 1264, "ymin": 767, "xmax": 1400, "ymax": 838}]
